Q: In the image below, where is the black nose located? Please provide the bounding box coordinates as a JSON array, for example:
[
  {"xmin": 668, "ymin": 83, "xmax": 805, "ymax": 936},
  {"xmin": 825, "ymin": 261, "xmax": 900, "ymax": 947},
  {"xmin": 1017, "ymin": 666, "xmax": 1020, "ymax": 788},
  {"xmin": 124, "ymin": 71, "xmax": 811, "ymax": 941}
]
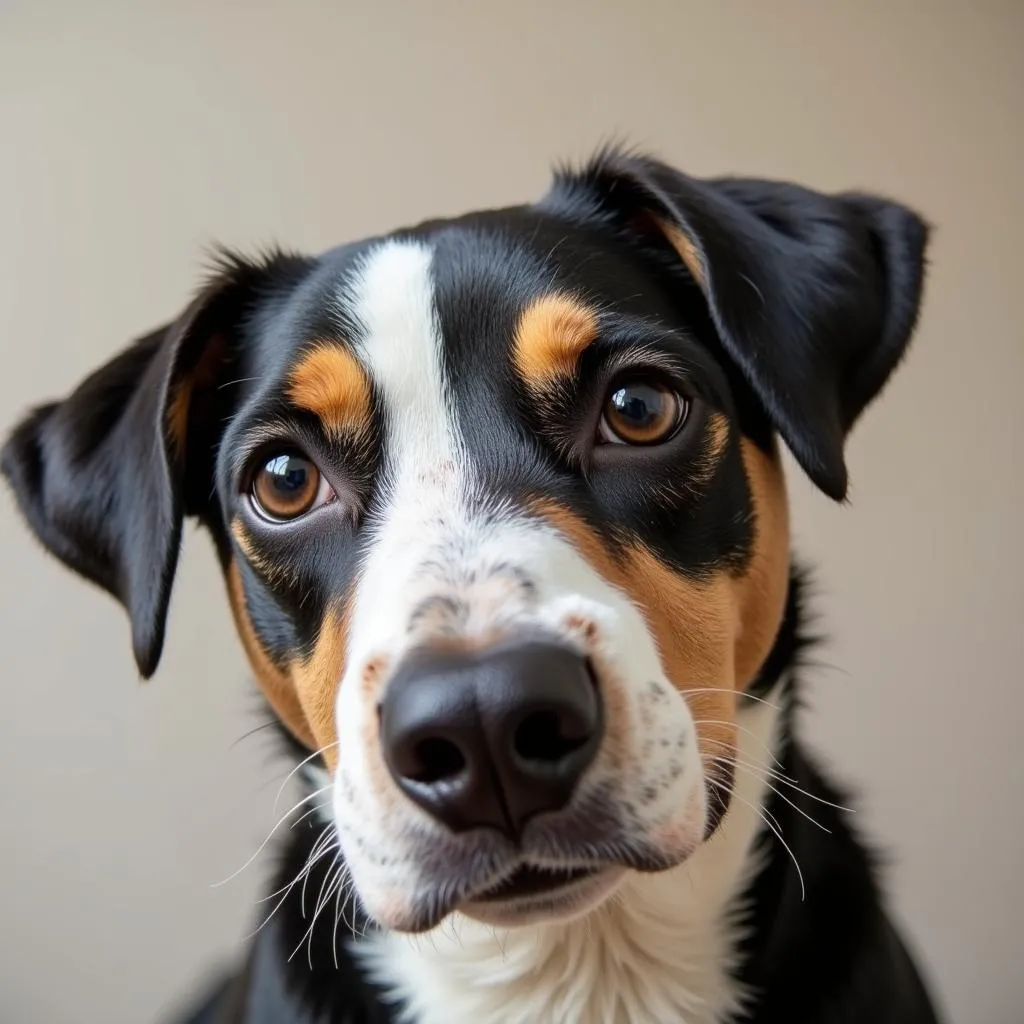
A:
[{"xmin": 380, "ymin": 639, "xmax": 602, "ymax": 839}]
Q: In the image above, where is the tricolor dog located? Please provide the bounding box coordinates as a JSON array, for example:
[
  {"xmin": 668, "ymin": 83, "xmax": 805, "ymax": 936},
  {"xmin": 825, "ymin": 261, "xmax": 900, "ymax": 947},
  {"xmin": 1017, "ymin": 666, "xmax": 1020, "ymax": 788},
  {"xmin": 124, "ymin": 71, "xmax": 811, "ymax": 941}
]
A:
[{"xmin": 2, "ymin": 151, "xmax": 941, "ymax": 1023}]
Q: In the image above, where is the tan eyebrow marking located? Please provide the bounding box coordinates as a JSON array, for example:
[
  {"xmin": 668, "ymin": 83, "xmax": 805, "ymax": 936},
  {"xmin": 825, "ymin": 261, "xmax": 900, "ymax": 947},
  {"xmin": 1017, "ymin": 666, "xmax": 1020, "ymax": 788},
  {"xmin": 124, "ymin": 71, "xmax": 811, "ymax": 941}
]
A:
[
  {"xmin": 512, "ymin": 293, "xmax": 600, "ymax": 390},
  {"xmin": 287, "ymin": 343, "xmax": 372, "ymax": 438}
]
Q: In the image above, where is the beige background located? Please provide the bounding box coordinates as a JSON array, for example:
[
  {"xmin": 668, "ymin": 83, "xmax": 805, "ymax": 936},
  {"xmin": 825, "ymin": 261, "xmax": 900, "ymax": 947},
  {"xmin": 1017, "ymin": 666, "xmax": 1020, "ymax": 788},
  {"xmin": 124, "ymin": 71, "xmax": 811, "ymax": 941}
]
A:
[{"xmin": 1, "ymin": 2, "xmax": 1020, "ymax": 1021}]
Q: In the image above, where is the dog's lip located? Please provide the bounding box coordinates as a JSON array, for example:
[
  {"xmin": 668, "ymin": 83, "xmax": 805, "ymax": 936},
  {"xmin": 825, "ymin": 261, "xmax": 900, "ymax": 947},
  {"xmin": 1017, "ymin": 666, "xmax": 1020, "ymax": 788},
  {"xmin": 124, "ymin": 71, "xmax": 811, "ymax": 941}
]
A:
[
  {"xmin": 401, "ymin": 846, "xmax": 681, "ymax": 931},
  {"xmin": 471, "ymin": 863, "xmax": 601, "ymax": 903}
]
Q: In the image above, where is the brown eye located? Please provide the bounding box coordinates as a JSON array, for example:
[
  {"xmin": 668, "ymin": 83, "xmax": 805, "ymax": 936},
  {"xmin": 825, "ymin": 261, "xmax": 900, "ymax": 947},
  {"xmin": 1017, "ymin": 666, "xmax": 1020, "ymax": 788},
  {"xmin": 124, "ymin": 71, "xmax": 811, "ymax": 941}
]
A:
[
  {"xmin": 251, "ymin": 452, "xmax": 325, "ymax": 521},
  {"xmin": 598, "ymin": 379, "xmax": 688, "ymax": 445}
]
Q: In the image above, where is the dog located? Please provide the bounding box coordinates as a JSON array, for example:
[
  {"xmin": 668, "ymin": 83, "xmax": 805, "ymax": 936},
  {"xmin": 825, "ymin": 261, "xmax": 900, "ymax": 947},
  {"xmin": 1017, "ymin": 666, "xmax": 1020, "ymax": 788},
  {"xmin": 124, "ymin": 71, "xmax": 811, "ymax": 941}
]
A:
[{"xmin": 2, "ymin": 149, "xmax": 940, "ymax": 1023}]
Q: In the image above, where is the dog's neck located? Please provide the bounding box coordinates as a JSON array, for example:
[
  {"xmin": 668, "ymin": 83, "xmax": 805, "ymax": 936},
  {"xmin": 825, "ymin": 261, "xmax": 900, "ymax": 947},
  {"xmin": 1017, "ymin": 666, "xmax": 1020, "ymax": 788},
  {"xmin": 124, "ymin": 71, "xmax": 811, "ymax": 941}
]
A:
[{"xmin": 356, "ymin": 697, "xmax": 780, "ymax": 1024}]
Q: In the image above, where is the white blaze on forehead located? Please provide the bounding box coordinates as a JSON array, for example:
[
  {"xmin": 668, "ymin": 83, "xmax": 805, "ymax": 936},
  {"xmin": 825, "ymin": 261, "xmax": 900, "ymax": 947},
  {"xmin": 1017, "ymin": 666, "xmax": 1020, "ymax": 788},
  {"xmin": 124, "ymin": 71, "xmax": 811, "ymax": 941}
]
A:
[
  {"xmin": 343, "ymin": 239, "xmax": 456, "ymax": 469},
  {"xmin": 337, "ymin": 238, "xmax": 466, "ymax": 678}
]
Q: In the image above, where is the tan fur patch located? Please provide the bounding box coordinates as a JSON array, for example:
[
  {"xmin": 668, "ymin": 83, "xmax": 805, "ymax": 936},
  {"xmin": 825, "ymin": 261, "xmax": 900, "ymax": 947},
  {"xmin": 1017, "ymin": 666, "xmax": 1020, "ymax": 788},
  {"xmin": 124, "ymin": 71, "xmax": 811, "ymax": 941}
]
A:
[
  {"xmin": 225, "ymin": 561, "xmax": 315, "ymax": 750},
  {"xmin": 231, "ymin": 520, "xmax": 301, "ymax": 589},
  {"xmin": 707, "ymin": 412, "xmax": 730, "ymax": 463},
  {"xmin": 623, "ymin": 545, "xmax": 737, "ymax": 769},
  {"xmin": 532, "ymin": 441, "xmax": 790, "ymax": 777},
  {"xmin": 513, "ymin": 293, "xmax": 600, "ymax": 390},
  {"xmin": 287, "ymin": 343, "xmax": 372, "ymax": 439},
  {"xmin": 691, "ymin": 411, "xmax": 731, "ymax": 489},
  {"xmin": 226, "ymin": 557, "xmax": 351, "ymax": 769},
  {"xmin": 165, "ymin": 333, "xmax": 229, "ymax": 460},
  {"xmin": 528, "ymin": 501, "xmax": 734, "ymax": 768},
  {"xmin": 731, "ymin": 438, "xmax": 791, "ymax": 686},
  {"xmin": 290, "ymin": 606, "xmax": 349, "ymax": 771},
  {"xmin": 166, "ymin": 382, "xmax": 191, "ymax": 460},
  {"xmin": 655, "ymin": 218, "xmax": 707, "ymax": 289}
]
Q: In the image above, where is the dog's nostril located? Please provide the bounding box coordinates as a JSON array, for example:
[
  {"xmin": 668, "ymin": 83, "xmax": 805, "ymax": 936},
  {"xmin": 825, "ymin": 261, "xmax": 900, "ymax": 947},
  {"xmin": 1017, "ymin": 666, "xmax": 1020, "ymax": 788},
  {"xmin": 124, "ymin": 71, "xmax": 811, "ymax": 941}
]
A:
[
  {"xmin": 514, "ymin": 710, "xmax": 588, "ymax": 765},
  {"xmin": 410, "ymin": 737, "xmax": 466, "ymax": 783}
]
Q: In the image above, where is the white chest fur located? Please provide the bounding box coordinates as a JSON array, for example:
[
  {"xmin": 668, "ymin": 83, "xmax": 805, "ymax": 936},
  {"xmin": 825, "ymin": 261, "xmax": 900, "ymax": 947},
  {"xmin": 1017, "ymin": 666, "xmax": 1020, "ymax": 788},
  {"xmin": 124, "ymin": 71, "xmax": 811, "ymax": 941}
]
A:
[{"xmin": 356, "ymin": 701, "xmax": 779, "ymax": 1024}]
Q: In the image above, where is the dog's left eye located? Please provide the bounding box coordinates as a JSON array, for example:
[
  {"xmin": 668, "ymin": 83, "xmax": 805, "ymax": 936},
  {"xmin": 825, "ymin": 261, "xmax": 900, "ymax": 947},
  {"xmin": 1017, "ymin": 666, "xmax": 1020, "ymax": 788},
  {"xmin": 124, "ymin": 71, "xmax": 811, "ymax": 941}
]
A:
[
  {"xmin": 597, "ymin": 378, "xmax": 689, "ymax": 446},
  {"xmin": 250, "ymin": 452, "xmax": 334, "ymax": 522}
]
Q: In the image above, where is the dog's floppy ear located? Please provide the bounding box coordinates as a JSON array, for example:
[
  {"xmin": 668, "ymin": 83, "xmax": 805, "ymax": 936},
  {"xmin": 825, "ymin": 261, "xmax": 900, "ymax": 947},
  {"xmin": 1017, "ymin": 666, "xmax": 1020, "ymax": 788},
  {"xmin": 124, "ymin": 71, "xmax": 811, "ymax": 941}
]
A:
[
  {"xmin": 1, "ymin": 252, "xmax": 305, "ymax": 677},
  {"xmin": 558, "ymin": 151, "xmax": 930, "ymax": 499}
]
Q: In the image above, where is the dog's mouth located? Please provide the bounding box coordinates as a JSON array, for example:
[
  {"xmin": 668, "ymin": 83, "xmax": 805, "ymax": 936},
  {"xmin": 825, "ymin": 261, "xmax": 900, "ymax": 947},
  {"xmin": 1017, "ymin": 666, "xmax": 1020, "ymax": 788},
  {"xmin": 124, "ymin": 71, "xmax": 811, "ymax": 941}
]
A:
[
  {"xmin": 401, "ymin": 838, "xmax": 686, "ymax": 930},
  {"xmin": 474, "ymin": 863, "xmax": 600, "ymax": 902}
]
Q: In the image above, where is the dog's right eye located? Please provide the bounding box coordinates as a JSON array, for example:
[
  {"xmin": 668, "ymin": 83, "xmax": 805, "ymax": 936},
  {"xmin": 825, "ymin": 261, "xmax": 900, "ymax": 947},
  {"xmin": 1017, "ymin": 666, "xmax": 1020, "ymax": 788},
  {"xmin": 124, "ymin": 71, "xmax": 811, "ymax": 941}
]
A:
[{"xmin": 250, "ymin": 452, "xmax": 333, "ymax": 522}]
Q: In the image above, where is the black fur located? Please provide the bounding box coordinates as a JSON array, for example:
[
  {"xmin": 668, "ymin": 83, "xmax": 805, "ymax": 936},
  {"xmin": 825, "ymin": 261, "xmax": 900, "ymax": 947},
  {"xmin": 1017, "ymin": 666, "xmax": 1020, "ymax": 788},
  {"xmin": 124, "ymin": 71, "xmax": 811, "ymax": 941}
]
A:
[{"xmin": 2, "ymin": 151, "xmax": 937, "ymax": 1022}]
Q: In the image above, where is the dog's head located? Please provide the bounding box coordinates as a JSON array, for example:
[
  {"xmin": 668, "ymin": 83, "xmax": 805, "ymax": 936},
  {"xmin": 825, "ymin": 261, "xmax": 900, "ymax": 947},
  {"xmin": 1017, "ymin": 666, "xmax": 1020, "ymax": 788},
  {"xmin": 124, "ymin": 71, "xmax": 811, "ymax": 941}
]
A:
[{"xmin": 2, "ymin": 152, "xmax": 927, "ymax": 932}]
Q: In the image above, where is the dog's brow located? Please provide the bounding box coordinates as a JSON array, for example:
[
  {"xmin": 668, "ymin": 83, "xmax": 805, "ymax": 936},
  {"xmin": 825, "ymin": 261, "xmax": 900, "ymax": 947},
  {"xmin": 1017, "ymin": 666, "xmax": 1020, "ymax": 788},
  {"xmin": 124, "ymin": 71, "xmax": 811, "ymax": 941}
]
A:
[
  {"xmin": 287, "ymin": 342, "xmax": 372, "ymax": 438},
  {"xmin": 512, "ymin": 293, "xmax": 600, "ymax": 390}
]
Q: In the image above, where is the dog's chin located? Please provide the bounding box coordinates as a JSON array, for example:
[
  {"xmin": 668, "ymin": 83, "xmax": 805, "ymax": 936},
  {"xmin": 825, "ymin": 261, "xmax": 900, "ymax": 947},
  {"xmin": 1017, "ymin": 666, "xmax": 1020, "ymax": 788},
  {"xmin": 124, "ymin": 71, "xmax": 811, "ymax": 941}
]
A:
[
  {"xmin": 370, "ymin": 865, "xmax": 626, "ymax": 934},
  {"xmin": 362, "ymin": 789, "xmax": 709, "ymax": 934},
  {"xmin": 367, "ymin": 832, "xmax": 706, "ymax": 933},
  {"xmin": 459, "ymin": 864, "xmax": 627, "ymax": 928}
]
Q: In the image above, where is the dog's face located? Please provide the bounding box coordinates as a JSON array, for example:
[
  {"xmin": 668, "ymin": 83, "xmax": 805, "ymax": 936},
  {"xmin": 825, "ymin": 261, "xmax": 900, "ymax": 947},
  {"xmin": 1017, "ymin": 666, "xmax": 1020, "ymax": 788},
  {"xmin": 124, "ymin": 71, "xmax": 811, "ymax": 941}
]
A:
[
  {"xmin": 2, "ymin": 152, "xmax": 927, "ymax": 933},
  {"xmin": 218, "ymin": 228, "xmax": 790, "ymax": 930}
]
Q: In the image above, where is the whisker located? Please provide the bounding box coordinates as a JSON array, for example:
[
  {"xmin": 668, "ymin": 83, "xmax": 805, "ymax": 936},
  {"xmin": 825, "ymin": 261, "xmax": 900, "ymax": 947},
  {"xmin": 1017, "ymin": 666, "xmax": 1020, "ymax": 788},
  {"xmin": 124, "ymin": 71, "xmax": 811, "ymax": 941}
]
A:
[
  {"xmin": 703, "ymin": 747, "xmax": 854, "ymax": 812},
  {"xmin": 257, "ymin": 859, "xmax": 319, "ymax": 905},
  {"xmin": 245, "ymin": 888, "xmax": 294, "ymax": 942},
  {"xmin": 256, "ymin": 828, "xmax": 335, "ymax": 905},
  {"xmin": 336, "ymin": 872, "xmax": 361, "ymax": 941},
  {"xmin": 801, "ymin": 656, "xmax": 850, "ymax": 678},
  {"xmin": 697, "ymin": 736, "xmax": 800, "ymax": 785},
  {"xmin": 705, "ymin": 748, "xmax": 832, "ymax": 833},
  {"xmin": 759, "ymin": 779, "xmax": 832, "ymax": 833},
  {"xmin": 686, "ymin": 686, "xmax": 781, "ymax": 711},
  {"xmin": 243, "ymin": 823, "xmax": 335, "ymax": 941},
  {"xmin": 708, "ymin": 777, "xmax": 805, "ymax": 900},
  {"xmin": 212, "ymin": 783, "xmax": 334, "ymax": 888},
  {"xmin": 691, "ymin": 718, "xmax": 786, "ymax": 770},
  {"xmin": 273, "ymin": 742, "xmax": 339, "ymax": 816},
  {"xmin": 286, "ymin": 867, "xmax": 338, "ymax": 963},
  {"xmin": 296, "ymin": 855, "xmax": 344, "ymax": 968},
  {"xmin": 331, "ymin": 865, "xmax": 352, "ymax": 968},
  {"xmin": 290, "ymin": 802, "xmax": 331, "ymax": 831},
  {"xmin": 319, "ymin": 864, "xmax": 352, "ymax": 950},
  {"xmin": 300, "ymin": 832, "xmax": 340, "ymax": 917},
  {"xmin": 750, "ymin": 765, "xmax": 851, "ymax": 811},
  {"xmin": 228, "ymin": 720, "xmax": 279, "ymax": 752}
]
